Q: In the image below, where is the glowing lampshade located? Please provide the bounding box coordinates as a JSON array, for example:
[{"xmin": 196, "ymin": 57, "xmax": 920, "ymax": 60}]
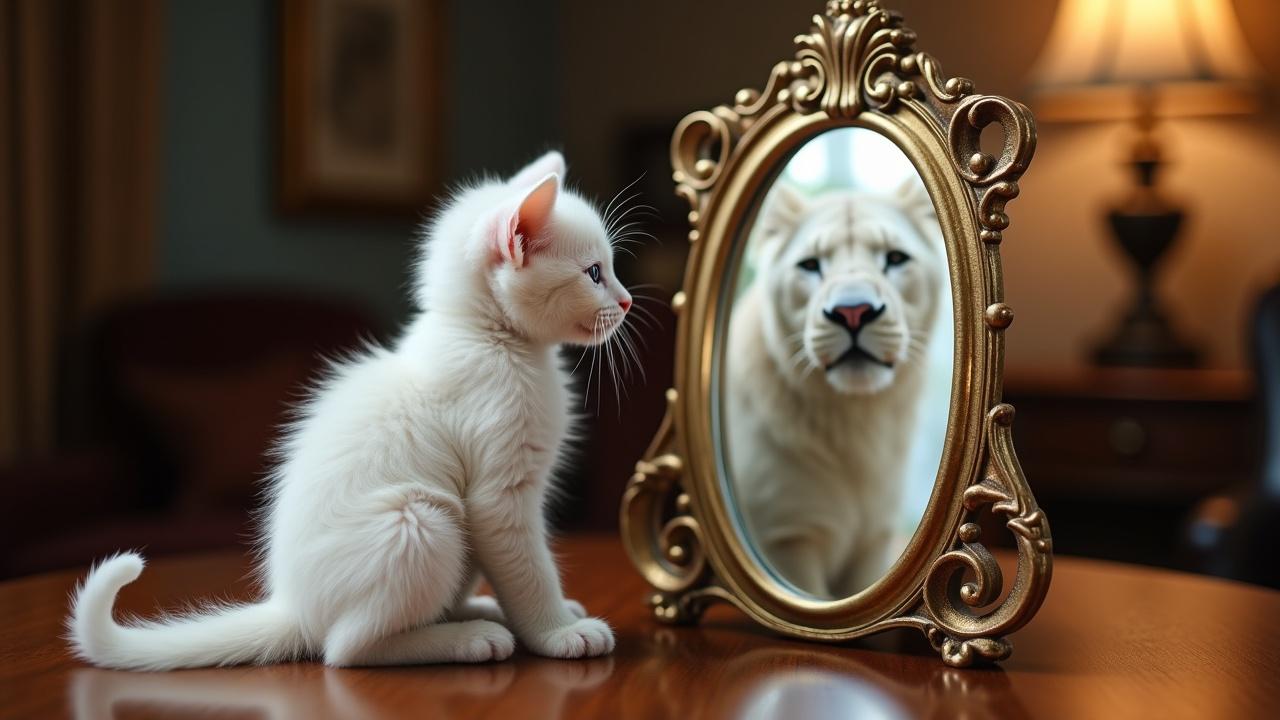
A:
[{"xmin": 1029, "ymin": 0, "xmax": 1261, "ymax": 120}]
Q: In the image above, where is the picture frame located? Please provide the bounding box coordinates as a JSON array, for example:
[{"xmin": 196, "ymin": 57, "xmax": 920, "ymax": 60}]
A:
[{"xmin": 279, "ymin": 0, "xmax": 443, "ymax": 214}]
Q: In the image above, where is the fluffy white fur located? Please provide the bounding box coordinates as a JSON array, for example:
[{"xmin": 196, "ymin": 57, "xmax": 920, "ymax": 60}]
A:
[
  {"xmin": 67, "ymin": 151, "xmax": 638, "ymax": 669},
  {"xmin": 725, "ymin": 180, "xmax": 943, "ymax": 599}
]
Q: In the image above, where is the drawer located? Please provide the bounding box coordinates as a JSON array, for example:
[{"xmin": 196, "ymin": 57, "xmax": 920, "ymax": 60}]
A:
[{"xmin": 1004, "ymin": 394, "xmax": 1260, "ymax": 503}]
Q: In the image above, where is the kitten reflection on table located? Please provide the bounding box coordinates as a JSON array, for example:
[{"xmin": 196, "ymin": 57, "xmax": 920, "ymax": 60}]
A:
[{"xmin": 724, "ymin": 174, "xmax": 946, "ymax": 599}]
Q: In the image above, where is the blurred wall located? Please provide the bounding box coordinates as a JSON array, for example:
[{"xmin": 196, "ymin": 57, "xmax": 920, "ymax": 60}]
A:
[
  {"xmin": 560, "ymin": 0, "xmax": 1280, "ymax": 372},
  {"xmin": 158, "ymin": 0, "xmax": 1280, "ymax": 364},
  {"xmin": 160, "ymin": 0, "xmax": 559, "ymax": 328}
]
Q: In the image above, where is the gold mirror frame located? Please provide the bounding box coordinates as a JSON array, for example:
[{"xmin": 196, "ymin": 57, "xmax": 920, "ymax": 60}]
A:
[{"xmin": 620, "ymin": 1, "xmax": 1052, "ymax": 667}]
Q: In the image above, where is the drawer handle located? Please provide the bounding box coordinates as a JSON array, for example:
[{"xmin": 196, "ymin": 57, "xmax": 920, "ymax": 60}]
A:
[{"xmin": 1109, "ymin": 417, "xmax": 1147, "ymax": 457}]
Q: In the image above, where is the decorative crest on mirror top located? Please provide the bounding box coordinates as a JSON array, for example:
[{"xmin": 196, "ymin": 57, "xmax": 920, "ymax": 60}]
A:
[{"xmin": 620, "ymin": 0, "xmax": 1050, "ymax": 667}]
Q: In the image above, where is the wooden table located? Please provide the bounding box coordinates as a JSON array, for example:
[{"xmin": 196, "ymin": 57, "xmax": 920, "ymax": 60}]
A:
[{"xmin": 3, "ymin": 535, "xmax": 1278, "ymax": 719}]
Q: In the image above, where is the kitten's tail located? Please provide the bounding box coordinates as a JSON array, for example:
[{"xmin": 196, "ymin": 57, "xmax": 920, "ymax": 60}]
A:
[{"xmin": 67, "ymin": 552, "xmax": 303, "ymax": 671}]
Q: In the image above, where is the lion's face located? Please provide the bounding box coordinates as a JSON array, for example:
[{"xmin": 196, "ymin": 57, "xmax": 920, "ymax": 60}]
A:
[{"xmin": 753, "ymin": 183, "xmax": 944, "ymax": 395}]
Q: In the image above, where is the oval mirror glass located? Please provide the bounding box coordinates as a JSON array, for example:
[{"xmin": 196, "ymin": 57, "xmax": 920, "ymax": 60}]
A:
[{"xmin": 718, "ymin": 126, "xmax": 953, "ymax": 599}]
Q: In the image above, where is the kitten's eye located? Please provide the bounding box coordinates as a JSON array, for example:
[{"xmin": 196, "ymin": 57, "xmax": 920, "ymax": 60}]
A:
[
  {"xmin": 796, "ymin": 257, "xmax": 822, "ymax": 275},
  {"xmin": 586, "ymin": 263, "xmax": 602, "ymax": 284},
  {"xmin": 885, "ymin": 250, "xmax": 911, "ymax": 269}
]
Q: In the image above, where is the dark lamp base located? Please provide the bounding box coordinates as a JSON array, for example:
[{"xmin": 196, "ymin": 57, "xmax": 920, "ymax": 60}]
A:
[
  {"xmin": 1093, "ymin": 199, "xmax": 1201, "ymax": 368},
  {"xmin": 1094, "ymin": 312, "xmax": 1200, "ymax": 367}
]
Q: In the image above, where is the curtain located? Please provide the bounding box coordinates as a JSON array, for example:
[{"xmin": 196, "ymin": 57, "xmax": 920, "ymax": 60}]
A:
[{"xmin": 0, "ymin": 0, "xmax": 160, "ymax": 460}]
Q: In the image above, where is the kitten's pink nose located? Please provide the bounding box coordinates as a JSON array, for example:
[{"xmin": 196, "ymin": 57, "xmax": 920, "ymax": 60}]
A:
[{"xmin": 619, "ymin": 299, "xmax": 632, "ymax": 313}]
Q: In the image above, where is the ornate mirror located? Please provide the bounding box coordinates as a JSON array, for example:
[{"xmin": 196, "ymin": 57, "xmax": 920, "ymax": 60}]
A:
[{"xmin": 621, "ymin": 0, "xmax": 1052, "ymax": 667}]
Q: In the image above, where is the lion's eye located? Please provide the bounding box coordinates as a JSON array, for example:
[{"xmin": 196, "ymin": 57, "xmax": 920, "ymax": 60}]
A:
[
  {"xmin": 586, "ymin": 263, "xmax": 602, "ymax": 284},
  {"xmin": 885, "ymin": 250, "xmax": 911, "ymax": 269},
  {"xmin": 796, "ymin": 257, "xmax": 822, "ymax": 275}
]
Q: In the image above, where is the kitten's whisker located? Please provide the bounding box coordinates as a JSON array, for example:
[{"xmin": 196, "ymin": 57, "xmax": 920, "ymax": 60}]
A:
[
  {"xmin": 601, "ymin": 186, "xmax": 628, "ymax": 226},
  {"xmin": 614, "ymin": 232, "xmax": 663, "ymax": 248},
  {"xmin": 608, "ymin": 216, "xmax": 649, "ymax": 235},
  {"xmin": 615, "ymin": 334, "xmax": 631, "ymax": 403},
  {"xmin": 627, "ymin": 300, "xmax": 666, "ymax": 320},
  {"xmin": 627, "ymin": 300, "xmax": 663, "ymax": 318},
  {"xmin": 623, "ymin": 316, "xmax": 652, "ymax": 351},
  {"xmin": 601, "ymin": 174, "xmax": 645, "ymax": 233},
  {"xmin": 611, "ymin": 238, "xmax": 648, "ymax": 251},
  {"xmin": 607, "ymin": 330, "xmax": 623, "ymax": 388},
  {"xmin": 609, "ymin": 239, "xmax": 646, "ymax": 253},
  {"xmin": 619, "ymin": 326, "xmax": 639, "ymax": 381},
  {"xmin": 612, "ymin": 227, "xmax": 658, "ymax": 241},
  {"xmin": 605, "ymin": 325, "xmax": 623, "ymax": 412},
  {"xmin": 584, "ymin": 316, "xmax": 602, "ymax": 410},
  {"xmin": 625, "ymin": 312, "xmax": 659, "ymax": 334},
  {"xmin": 604, "ymin": 191, "xmax": 645, "ymax": 236},
  {"xmin": 628, "ymin": 293, "xmax": 674, "ymax": 307},
  {"xmin": 608, "ymin": 220, "xmax": 652, "ymax": 243},
  {"xmin": 611, "ymin": 229, "xmax": 658, "ymax": 243},
  {"xmin": 627, "ymin": 303, "xmax": 666, "ymax": 319},
  {"xmin": 615, "ymin": 201, "xmax": 659, "ymax": 217},
  {"xmin": 630, "ymin": 292, "xmax": 669, "ymax": 303},
  {"xmin": 618, "ymin": 323, "xmax": 647, "ymax": 384},
  {"xmin": 609, "ymin": 197, "xmax": 658, "ymax": 224},
  {"xmin": 570, "ymin": 340, "xmax": 592, "ymax": 375},
  {"xmin": 624, "ymin": 311, "xmax": 656, "ymax": 333},
  {"xmin": 595, "ymin": 317, "xmax": 605, "ymax": 417},
  {"xmin": 627, "ymin": 311, "xmax": 660, "ymax": 330},
  {"xmin": 610, "ymin": 207, "xmax": 660, "ymax": 233}
]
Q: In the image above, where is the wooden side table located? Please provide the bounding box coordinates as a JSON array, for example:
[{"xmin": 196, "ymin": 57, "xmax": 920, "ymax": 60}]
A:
[{"xmin": 1004, "ymin": 367, "xmax": 1259, "ymax": 567}]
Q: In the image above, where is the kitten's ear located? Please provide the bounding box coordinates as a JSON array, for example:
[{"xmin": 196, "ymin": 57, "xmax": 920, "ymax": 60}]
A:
[
  {"xmin": 509, "ymin": 151, "xmax": 566, "ymax": 189},
  {"xmin": 495, "ymin": 173, "xmax": 559, "ymax": 268}
]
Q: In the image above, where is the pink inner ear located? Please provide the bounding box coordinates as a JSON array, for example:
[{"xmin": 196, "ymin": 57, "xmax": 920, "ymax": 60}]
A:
[
  {"xmin": 495, "ymin": 173, "xmax": 559, "ymax": 268},
  {"xmin": 517, "ymin": 175, "xmax": 558, "ymax": 248},
  {"xmin": 502, "ymin": 211, "xmax": 523, "ymax": 266}
]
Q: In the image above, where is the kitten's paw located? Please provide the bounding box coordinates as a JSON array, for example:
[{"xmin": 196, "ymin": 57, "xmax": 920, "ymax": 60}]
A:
[
  {"xmin": 564, "ymin": 599, "xmax": 587, "ymax": 619},
  {"xmin": 454, "ymin": 620, "xmax": 516, "ymax": 663},
  {"xmin": 450, "ymin": 595, "xmax": 506, "ymax": 623},
  {"xmin": 526, "ymin": 618, "xmax": 615, "ymax": 659}
]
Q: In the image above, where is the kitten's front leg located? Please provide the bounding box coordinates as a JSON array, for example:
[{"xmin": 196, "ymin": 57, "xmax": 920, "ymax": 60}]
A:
[
  {"xmin": 470, "ymin": 485, "xmax": 614, "ymax": 659},
  {"xmin": 447, "ymin": 568, "xmax": 587, "ymax": 623},
  {"xmin": 449, "ymin": 594, "xmax": 587, "ymax": 624}
]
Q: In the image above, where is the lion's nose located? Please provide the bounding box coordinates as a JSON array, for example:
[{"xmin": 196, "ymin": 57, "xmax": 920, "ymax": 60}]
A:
[{"xmin": 827, "ymin": 303, "xmax": 883, "ymax": 331}]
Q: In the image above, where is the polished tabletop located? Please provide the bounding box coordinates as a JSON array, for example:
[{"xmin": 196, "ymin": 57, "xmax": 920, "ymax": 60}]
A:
[{"xmin": 2, "ymin": 535, "xmax": 1278, "ymax": 719}]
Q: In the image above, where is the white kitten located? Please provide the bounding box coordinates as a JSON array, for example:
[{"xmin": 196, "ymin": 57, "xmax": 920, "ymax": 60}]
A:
[{"xmin": 67, "ymin": 151, "xmax": 637, "ymax": 669}]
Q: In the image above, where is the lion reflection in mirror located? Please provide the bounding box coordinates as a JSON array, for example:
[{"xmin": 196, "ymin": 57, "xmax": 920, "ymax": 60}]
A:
[{"xmin": 725, "ymin": 179, "xmax": 944, "ymax": 599}]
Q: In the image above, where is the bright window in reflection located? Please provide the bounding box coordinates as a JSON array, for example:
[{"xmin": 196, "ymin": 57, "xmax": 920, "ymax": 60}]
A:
[{"xmin": 781, "ymin": 127, "xmax": 919, "ymax": 195}]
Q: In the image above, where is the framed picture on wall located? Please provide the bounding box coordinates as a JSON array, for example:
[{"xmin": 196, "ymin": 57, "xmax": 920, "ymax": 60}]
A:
[{"xmin": 279, "ymin": 0, "xmax": 442, "ymax": 214}]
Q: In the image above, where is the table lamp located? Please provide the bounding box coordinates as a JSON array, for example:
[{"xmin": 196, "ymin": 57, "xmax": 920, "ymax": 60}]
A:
[{"xmin": 1029, "ymin": 0, "xmax": 1261, "ymax": 367}]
